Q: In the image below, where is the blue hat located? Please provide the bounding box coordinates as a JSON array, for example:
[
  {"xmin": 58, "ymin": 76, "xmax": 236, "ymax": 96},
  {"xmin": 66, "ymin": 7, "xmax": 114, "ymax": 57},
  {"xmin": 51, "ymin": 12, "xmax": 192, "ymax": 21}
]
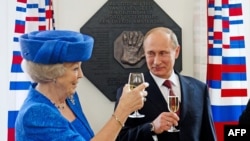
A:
[{"xmin": 20, "ymin": 30, "xmax": 94, "ymax": 64}]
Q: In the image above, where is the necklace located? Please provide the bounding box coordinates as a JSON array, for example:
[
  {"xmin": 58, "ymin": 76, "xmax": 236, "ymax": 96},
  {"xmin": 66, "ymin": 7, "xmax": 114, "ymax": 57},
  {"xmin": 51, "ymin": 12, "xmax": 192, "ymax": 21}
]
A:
[{"xmin": 52, "ymin": 101, "xmax": 66, "ymax": 110}]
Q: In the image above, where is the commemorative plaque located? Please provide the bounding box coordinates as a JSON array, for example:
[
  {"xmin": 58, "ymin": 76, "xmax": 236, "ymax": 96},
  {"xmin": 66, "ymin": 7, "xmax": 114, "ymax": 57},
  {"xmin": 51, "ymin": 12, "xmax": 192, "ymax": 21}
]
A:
[{"xmin": 80, "ymin": 0, "xmax": 182, "ymax": 101}]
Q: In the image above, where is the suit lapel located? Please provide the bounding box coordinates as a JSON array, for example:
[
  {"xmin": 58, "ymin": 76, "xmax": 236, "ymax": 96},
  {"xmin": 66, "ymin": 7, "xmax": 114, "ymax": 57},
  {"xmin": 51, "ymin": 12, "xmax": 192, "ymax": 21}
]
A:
[
  {"xmin": 144, "ymin": 71, "xmax": 194, "ymax": 126},
  {"xmin": 177, "ymin": 74, "xmax": 194, "ymax": 125}
]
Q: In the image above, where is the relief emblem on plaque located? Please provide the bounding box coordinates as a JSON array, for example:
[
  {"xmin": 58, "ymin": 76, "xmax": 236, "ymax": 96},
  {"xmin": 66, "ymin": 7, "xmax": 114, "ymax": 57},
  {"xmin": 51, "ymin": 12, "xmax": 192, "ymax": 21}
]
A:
[{"xmin": 114, "ymin": 31, "xmax": 145, "ymax": 68}]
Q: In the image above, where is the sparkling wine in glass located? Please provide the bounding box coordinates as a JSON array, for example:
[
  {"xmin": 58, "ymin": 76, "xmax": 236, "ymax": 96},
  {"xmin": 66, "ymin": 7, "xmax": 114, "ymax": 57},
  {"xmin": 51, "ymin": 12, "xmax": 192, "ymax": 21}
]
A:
[
  {"xmin": 167, "ymin": 95, "xmax": 180, "ymax": 132},
  {"xmin": 128, "ymin": 72, "xmax": 145, "ymax": 118}
]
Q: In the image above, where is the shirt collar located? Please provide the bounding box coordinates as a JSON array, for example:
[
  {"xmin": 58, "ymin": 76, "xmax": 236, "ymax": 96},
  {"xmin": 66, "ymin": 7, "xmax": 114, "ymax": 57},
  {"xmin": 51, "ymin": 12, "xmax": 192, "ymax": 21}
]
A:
[{"xmin": 150, "ymin": 70, "xmax": 178, "ymax": 87}]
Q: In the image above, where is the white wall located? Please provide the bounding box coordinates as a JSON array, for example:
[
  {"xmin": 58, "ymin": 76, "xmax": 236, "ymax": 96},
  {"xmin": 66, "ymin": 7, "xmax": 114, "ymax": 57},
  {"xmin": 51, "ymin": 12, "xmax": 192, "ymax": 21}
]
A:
[
  {"xmin": 1, "ymin": 0, "xmax": 17, "ymax": 140},
  {"xmin": 0, "ymin": 0, "xmax": 195, "ymax": 139}
]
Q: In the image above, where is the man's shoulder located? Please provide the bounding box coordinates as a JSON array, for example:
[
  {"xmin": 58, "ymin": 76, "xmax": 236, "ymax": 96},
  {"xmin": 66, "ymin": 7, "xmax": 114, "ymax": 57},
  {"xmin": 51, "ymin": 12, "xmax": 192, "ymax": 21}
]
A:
[{"xmin": 180, "ymin": 74, "xmax": 206, "ymax": 85}]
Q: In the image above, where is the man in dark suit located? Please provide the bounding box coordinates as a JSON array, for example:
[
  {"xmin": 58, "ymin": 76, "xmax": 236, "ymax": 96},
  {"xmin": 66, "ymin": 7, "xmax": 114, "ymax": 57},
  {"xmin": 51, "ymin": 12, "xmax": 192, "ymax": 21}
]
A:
[{"xmin": 115, "ymin": 27, "xmax": 217, "ymax": 141}]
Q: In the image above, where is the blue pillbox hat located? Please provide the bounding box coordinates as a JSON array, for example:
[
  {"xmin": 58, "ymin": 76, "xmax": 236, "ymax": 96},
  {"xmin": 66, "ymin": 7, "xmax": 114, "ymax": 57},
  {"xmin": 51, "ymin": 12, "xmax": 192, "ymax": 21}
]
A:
[{"xmin": 20, "ymin": 30, "xmax": 94, "ymax": 64}]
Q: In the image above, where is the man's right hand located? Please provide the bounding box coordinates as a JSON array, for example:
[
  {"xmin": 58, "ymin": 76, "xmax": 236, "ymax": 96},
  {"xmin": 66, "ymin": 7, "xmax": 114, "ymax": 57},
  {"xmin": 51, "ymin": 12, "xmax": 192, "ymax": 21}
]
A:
[{"xmin": 151, "ymin": 112, "xmax": 179, "ymax": 134}]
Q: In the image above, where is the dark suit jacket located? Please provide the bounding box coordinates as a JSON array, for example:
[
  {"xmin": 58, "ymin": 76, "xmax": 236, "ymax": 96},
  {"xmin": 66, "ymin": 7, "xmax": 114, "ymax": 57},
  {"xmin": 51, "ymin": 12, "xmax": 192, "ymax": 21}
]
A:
[
  {"xmin": 115, "ymin": 71, "xmax": 217, "ymax": 141},
  {"xmin": 239, "ymin": 99, "xmax": 250, "ymax": 125}
]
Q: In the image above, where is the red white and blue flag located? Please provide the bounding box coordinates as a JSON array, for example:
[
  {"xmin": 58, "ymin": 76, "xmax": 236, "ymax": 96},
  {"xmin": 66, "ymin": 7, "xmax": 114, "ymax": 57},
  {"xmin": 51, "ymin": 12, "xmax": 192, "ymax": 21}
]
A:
[
  {"xmin": 194, "ymin": 0, "xmax": 250, "ymax": 140},
  {"xmin": 207, "ymin": 0, "xmax": 250, "ymax": 140},
  {"xmin": 8, "ymin": 0, "xmax": 54, "ymax": 140}
]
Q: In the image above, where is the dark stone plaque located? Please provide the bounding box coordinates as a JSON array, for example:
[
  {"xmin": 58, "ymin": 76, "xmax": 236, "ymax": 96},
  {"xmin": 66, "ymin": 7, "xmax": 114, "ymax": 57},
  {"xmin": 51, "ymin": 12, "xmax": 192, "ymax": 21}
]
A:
[{"xmin": 80, "ymin": 0, "xmax": 182, "ymax": 101}]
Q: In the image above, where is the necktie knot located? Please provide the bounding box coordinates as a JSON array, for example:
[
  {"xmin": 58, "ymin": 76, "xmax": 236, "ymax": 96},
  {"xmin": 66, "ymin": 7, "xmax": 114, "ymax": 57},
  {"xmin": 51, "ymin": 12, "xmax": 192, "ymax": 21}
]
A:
[
  {"xmin": 163, "ymin": 80, "xmax": 175, "ymax": 96},
  {"xmin": 163, "ymin": 80, "xmax": 172, "ymax": 89}
]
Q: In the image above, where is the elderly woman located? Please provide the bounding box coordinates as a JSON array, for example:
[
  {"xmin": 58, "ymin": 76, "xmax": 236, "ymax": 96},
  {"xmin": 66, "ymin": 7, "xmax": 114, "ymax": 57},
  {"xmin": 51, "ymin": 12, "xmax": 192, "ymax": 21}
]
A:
[{"xmin": 15, "ymin": 30, "xmax": 148, "ymax": 141}]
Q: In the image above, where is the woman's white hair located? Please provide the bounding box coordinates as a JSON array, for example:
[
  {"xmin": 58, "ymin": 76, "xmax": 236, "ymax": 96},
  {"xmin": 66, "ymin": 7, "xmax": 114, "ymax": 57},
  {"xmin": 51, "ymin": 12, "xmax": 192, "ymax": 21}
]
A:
[{"xmin": 21, "ymin": 60, "xmax": 66, "ymax": 83}]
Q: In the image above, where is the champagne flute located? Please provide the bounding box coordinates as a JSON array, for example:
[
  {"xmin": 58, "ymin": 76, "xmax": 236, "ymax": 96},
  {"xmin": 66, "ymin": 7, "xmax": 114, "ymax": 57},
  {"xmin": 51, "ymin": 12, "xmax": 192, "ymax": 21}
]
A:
[
  {"xmin": 167, "ymin": 95, "xmax": 180, "ymax": 132},
  {"xmin": 128, "ymin": 72, "xmax": 145, "ymax": 118}
]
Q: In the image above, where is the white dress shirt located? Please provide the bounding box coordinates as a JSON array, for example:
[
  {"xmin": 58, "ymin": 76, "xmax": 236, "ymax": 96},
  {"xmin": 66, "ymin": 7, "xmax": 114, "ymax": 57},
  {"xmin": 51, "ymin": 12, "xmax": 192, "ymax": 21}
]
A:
[{"xmin": 150, "ymin": 70, "xmax": 181, "ymax": 103}]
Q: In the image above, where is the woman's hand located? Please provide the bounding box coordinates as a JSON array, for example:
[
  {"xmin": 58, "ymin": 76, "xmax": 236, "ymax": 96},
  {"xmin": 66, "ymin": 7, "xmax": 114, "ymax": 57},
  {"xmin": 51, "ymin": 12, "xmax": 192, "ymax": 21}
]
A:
[{"xmin": 118, "ymin": 82, "xmax": 149, "ymax": 114}]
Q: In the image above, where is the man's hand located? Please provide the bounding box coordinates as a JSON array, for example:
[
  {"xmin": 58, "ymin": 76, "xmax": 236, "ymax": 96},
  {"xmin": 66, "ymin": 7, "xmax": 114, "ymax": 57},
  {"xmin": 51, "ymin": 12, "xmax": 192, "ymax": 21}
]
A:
[{"xmin": 151, "ymin": 112, "xmax": 179, "ymax": 134}]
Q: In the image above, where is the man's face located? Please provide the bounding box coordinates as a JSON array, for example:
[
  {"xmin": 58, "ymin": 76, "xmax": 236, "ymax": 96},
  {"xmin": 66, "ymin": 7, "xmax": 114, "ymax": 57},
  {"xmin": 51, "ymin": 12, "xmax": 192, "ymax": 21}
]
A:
[{"xmin": 143, "ymin": 31, "xmax": 180, "ymax": 79}]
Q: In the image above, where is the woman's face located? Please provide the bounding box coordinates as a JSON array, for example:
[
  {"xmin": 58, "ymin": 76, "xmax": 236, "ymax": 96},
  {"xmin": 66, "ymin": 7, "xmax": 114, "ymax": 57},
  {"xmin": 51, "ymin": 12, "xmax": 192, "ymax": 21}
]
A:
[{"xmin": 56, "ymin": 62, "xmax": 83, "ymax": 96}]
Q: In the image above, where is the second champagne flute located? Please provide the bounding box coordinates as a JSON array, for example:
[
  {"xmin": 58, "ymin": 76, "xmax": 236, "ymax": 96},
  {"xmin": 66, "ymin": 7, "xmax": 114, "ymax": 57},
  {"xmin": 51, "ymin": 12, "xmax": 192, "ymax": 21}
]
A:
[
  {"xmin": 128, "ymin": 72, "xmax": 145, "ymax": 118},
  {"xmin": 167, "ymin": 95, "xmax": 180, "ymax": 132}
]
